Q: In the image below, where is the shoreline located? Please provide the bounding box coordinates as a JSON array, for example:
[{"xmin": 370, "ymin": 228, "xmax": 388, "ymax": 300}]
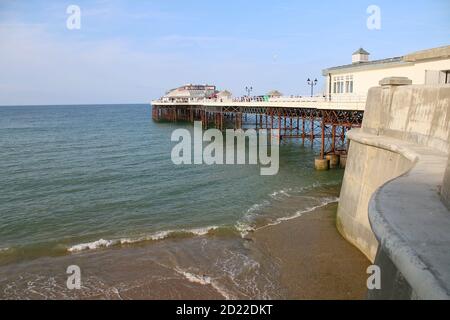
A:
[
  {"xmin": 0, "ymin": 193, "xmax": 370, "ymax": 300},
  {"xmin": 251, "ymin": 202, "xmax": 370, "ymax": 300}
]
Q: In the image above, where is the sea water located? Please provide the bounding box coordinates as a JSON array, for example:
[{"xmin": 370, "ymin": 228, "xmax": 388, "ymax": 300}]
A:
[{"xmin": 0, "ymin": 104, "xmax": 343, "ymax": 299}]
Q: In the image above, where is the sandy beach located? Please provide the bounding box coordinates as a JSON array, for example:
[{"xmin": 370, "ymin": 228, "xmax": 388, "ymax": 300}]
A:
[
  {"xmin": 0, "ymin": 201, "xmax": 371, "ymax": 300},
  {"xmin": 0, "ymin": 165, "xmax": 369, "ymax": 301},
  {"xmin": 252, "ymin": 202, "xmax": 370, "ymax": 300}
]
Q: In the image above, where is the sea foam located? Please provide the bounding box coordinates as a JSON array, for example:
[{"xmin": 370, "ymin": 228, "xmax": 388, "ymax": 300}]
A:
[
  {"xmin": 173, "ymin": 267, "xmax": 234, "ymax": 300},
  {"xmin": 67, "ymin": 226, "xmax": 220, "ymax": 253},
  {"xmin": 236, "ymin": 196, "xmax": 340, "ymax": 237},
  {"xmin": 259, "ymin": 196, "xmax": 339, "ymax": 229}
]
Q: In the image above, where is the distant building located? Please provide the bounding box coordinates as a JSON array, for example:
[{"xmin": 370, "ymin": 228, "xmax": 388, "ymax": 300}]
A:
[
  {"xmin": 322, "ymin": 45, "xmax": 450, "ymax": 100},
  {"xmin": 267, "ymin": 90, "xmax": 283, "ymax": 98},
  {"xmin": 217, "ymin": 90, "xmax": 233, "ymax": 101},
  {"xmin": 162, "ymin": 84, "xmax": 217, "ymax": 102}
]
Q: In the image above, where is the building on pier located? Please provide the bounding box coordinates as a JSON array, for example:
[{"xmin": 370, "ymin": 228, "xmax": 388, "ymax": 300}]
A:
[
  {"xmin": 322, "ymin": 45, "xmax": 450, "ymax": 101},
  {"xmin": 217, "ymin": 90, "xmax": 233, "ymax": 101},
  {"xmin": 267, "ymin": 90, "xmax": 283, "ymax": 98},
  {"xmin": 162, "ymin": 84, "xmax": 218, "ymax": 103}
]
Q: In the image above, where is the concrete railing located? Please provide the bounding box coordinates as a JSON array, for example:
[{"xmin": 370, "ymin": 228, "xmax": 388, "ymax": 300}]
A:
[{"xmin": 349, "ymin": 131, "xmax": 450, "ymax": 299}]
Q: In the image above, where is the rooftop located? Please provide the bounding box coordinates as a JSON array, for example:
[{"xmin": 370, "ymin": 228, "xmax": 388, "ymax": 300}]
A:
[
  {"xmin": 353, "ymin": 48, "xmax": 370, "ymax": 55},
  {"xmin": 323, "ymin": 45, "xmax": 450, "ymax": 75},
  {"xmin": 322, "ymin": 56, "xmax": 403, "ymax": 75}
]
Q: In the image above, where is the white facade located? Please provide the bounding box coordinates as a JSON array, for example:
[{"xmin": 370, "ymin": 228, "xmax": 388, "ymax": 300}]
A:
[
  {"xmin": 323, "ymin": 46, "xmax": 450, "ymax": 100},
  {"xmin": 162, "ymin": 84, "xmax": 217, "ymax": 103},
  {"xmin": 217, "ymin": 90, "xmax": 233, "ymax": 101}
]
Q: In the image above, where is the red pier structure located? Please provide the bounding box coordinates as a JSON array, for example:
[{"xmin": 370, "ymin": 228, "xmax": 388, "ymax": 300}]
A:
[{"xmin": 151, "ymin": 101, "xmax": 364, "ymax": 163}]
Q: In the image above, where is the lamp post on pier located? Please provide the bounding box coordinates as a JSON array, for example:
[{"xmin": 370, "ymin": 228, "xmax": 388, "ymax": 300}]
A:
[
  {"xmin": 245, "ymin": 86, "xmax": 253, "ymax": 97},
  {"xmin": 307, "ymin": 78, "xmax": 318, "ymax": 97}
]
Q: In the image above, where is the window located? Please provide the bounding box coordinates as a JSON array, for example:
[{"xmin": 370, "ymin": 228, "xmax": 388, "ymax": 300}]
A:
[
  {"xmin": 333, "ymin": 75, "xmax": 353, "ymax": 94},
  {"xmin": 345, "ymin": 75, "xmax": 354, "ymax": 93},
  {"xmin": 425, "ymin": 70, "xmax": 450, "ymax": 84},
  {"xmin": 333, "ymin": 76, "xmax": 345, "ymax": 94}
]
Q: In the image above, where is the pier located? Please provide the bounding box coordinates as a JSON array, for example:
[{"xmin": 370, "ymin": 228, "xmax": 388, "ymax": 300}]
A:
[{"xmin": 151, "ymin": 96, "xmax": 366, "ymax": 169}]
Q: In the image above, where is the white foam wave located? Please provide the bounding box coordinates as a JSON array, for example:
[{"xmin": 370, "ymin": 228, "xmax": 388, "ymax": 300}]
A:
[
  {"xmin": 188, "ymin": 226, "xmax": 219, "ymax": 236},
  {"xmin": 67, "ymin": 226, "xmax": 220, "ymax": 253},
  {"xmin": 258, "ymin": 197, "xmax": 339, "ymax": 230},
  {"xmin": 269, "ymin": 188, "xmax": 292, "ymax": 199},
  {"xmin": 68, "ymin": 239, "xmax": 114, "ymax": 252},
  {"xmin": 175, "ymin": 268, "xmax": 212, "ymax": 285},
  {"xmin": 174, "ymin": 267, "xmax": 234, "ymax": 300},
  {"xmin": 235, "ymin": 196, "xmax": 339, "ymax": 237},
  {"xmin": 246, "ymin": 201, "xmax": 270, "ymax": 214},
  {"xmin": 234, "ymin": 221, "xmax": 256, "ymax": 238},
  {"xmin": 234, "ymin": 200, "xmax": 271, "ymax": 237}
]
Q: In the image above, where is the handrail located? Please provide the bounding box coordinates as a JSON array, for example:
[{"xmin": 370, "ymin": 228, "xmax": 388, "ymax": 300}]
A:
[{"xmin": 153, "ymin": 94, "xmax": 367, "ymax": 104}]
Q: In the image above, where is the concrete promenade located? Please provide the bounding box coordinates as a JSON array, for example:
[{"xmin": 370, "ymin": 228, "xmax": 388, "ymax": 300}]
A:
[{"xmin": 337, "ymin": 77, "xmax": 450, "ymax": 299}]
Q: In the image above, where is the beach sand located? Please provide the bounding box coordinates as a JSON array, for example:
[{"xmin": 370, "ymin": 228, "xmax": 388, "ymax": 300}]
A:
[
  {"xmin": 251, "ymin": 202, "xmax": 370, "ymax": 300},
  {"xmin": 0, "ymin": 203, "xmax": 370, "ymax": 300}
]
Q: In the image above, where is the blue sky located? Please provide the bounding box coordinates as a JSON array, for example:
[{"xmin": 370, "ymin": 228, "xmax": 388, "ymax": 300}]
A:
[{"xmin": 0, "ymin": 0, "xmax": 449, "ymax": 105}]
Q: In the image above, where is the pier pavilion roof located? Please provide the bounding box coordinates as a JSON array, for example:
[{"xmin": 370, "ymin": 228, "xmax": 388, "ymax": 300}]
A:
[
  {"xmin": 164, "ymin": 84, "xmax": 217, "ymax": 99},
  {"xmin": 267, "ymin": 90, "xmax": 283, "ymax": 97},
  {"xmin": 217, "ymin": 90, "xmax": 232, "ymax": 97}
]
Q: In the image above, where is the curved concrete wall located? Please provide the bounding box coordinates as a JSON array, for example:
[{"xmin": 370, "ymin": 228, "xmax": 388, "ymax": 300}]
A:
[
  {"xmin": 442, "ymin": 157, "xmax": 450, "ymax": 210},
  {"xmin": 337, "ymin": 80, "xmax": 450, "ymax": 262},
  {"xmin": 336, "ymin": 140, "xmax": 412, "ymax": 260},
  {"xmin": 367, "ymin": 137, "xmax": 450, "ymax": 299}
]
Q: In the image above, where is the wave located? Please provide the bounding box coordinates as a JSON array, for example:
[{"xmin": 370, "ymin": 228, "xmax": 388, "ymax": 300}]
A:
[
  {"xmin": 236, "ymin": 196, "xmax": 339, "ymax": 237},
  {"xmin": 234, "ymin": 200, "xmax": 271, "ymax": 237},
  {"xmin": 173, "ymin": 267, "xmax": 235, "ymax": 300},
  {"xmin": 68, "ymin": 239, "xmax": 114, "ymax": 252},
  {"xmin": 67, "ymin": 226, "xmax": 220, "ymax": 253},
  {"xmin": 269, "ymin": 188, "xmax": 292, "ymax": 200},
  {"xmin": 257, "ymin": 196, "xmax": 339, "ymax": 230}
]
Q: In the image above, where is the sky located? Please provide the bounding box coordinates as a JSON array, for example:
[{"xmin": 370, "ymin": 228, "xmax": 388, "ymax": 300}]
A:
[{"xmin": 0, "ymin": 0, "xmax": 449, "ymax": 105}]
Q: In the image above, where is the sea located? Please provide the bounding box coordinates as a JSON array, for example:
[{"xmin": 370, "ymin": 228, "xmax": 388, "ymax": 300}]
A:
[{"xmin": 0, "ymin": 104, "xmax": 343, "ymax": 299}]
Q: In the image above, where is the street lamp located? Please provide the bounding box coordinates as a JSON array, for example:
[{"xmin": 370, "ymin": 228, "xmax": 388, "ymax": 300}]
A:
[
  {"xmin": 245, "ymin": 86, "xmax": 253, "ymax": 97},
  {"xmin": 307, "ymin": 78, "xmax": 318, "ymax": 97}
]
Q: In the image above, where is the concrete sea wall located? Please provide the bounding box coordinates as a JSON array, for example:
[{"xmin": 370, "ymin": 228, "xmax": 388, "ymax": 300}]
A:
[
  {"xmin": 442, "ymin": 156, "xmax": 450, "ymax": 209},
  {"xmin": 337, "ymin": 77, "xmax": 450, "ymax": 299}
]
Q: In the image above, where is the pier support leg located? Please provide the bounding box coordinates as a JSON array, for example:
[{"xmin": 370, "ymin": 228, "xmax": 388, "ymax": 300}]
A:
[
  {"xmin": 331, "ymin": 125, "xmax": 336, "ymax": 154},
  {"xmin": 315, "ymin": 158, "xmax": 330, "ymax": 171},
  {"xmin": 320, "ymin": 117, "xmax": 325, "ymax": 159},
  {"xmin": 302, "ymin": 116, "xmax": 305, "ymax": 146}
]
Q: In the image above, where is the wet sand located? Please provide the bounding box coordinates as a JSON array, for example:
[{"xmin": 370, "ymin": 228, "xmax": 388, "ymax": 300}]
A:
[
  {"xmin": 251, "ymin": 202, "xmax": 370, "ymax": 300},
  {"xmin": 0, "ymin": 203, "xmax": 370, "ymax": 300}
]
